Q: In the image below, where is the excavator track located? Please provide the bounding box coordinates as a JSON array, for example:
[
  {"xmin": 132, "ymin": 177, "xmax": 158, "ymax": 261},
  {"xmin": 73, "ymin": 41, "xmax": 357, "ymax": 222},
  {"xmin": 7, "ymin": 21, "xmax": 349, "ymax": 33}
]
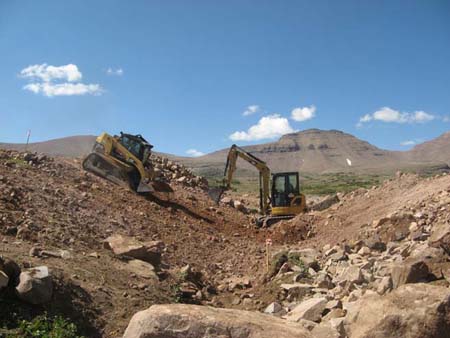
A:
[
  {"xmin": 82, "ymin": 152, "xmax": 134, "ymax": 191},
  {"xmin": 256, "ymin": 215, "xmax": 295, "ymax": 228}
]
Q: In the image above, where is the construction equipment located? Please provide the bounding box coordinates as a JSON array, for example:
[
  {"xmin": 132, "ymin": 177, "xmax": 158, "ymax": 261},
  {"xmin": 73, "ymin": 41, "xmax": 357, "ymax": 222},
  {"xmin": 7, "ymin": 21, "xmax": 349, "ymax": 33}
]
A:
[
  {"xmin": 212, "ymin": 144, "xmax": 306, "ymax": 227},
  {"xmin": 83, "ymin": 132, "xmax": 173, "ymax": 195}
]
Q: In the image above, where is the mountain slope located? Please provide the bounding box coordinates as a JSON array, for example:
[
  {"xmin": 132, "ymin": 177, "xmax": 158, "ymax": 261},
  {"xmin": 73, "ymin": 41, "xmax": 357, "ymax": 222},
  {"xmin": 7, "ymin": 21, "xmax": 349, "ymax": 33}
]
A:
[
  {"xmin": 181, "ymin": 129, "xmax": 448, "ymax": 175},
  {"xmin": 1, "ymin": 129, "xmax": 450, "ymax": 175},
  {"xmin": 407, "ymin": 131, "xmax": 450, "ymax": 164},
  {"xmin": 0, "ymin": 135, "xmax": 96, "ymax": 157}
]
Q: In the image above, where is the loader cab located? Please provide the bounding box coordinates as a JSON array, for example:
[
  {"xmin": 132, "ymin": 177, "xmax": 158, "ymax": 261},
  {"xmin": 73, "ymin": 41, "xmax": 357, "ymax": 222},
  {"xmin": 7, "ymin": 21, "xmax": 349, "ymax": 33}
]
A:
[
  {"xmin": 118, "ymin": 132, "xmax": 153, "ymax": 164},
  {"xmin": 271, "ymin": 172, "xmax": 301, "ymax": 208}
]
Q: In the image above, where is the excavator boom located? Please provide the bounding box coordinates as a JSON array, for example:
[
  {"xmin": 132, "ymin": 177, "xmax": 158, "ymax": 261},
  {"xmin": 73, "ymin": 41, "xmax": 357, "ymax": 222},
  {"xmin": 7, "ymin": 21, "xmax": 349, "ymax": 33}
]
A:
[{"xmin": 213, "ymin": 144, "xmax": 306, "ymax": 227}]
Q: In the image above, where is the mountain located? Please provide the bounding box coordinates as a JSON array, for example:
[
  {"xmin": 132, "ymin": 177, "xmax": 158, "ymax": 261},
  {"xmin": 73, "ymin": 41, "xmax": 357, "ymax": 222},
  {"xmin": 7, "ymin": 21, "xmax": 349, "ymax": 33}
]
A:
[
  {"xmin": 0, "ymin": 135, "xmax": 96, "ymax": 157},
  {"xmin": 181, "ymin": 129, "xmax": 449, "ymax": 176},
  {"xmin": 1, "ymin": 129, "xmax": 449, "ymax": 176},
  {"xmin": 407, "ymin": 131, "xmax": 450, "ymax": 164}
]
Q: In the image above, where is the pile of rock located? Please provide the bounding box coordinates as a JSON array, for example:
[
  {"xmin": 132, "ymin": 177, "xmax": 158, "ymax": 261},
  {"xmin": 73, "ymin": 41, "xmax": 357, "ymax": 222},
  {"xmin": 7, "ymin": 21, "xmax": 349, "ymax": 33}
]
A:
[
  {"xmin": 261, "ymin": 201, "xmax": 450, "ymax": 337},
  {"xmin": 220, "ymin": 196, "xmax": 249, "ymax": 214},
  {"xmin": 0, "ymin": 256, "xmax": 53, "ymax": 305},
  {"xmin": 150, "ymin": 155, "xmax": 208, "ymax": 189}
]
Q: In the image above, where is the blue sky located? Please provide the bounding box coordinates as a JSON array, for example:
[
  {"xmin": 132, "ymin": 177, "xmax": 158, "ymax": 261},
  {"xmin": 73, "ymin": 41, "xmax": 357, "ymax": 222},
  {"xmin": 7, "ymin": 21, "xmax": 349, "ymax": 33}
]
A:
[{"xmin": 1, "ymin": 1, "xmax": 449, "ymax": 156}]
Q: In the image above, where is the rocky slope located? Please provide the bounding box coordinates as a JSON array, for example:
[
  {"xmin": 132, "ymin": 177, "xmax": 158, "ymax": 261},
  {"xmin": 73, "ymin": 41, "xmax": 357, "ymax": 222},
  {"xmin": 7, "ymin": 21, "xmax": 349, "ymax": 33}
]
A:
[
  {"xmin": 0, "ymin": 149, "xmax": 264, "ymax": 336},
  {"xmin": 1, "ymin": 148, "xmax": 450, "ymax": 337}
]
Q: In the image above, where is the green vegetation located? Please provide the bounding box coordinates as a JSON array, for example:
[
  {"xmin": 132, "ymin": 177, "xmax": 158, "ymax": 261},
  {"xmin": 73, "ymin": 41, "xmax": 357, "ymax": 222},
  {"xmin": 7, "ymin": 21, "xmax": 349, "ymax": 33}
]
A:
[
  {"xmin": 5, "ymin": 158, "xmax": 29, "ymax": 167},
  {"xmin": 203, "ymin": 164, "xmax": 448, "ymax": 196},
  {"xmin": 300, "ymin": 173, "xmax": 388, "ymax": 195},
  {"xmin": 205, "ymin": 171, "xmax": 389, "ymax": 196},
  {"xmin": 268, "ymin": 251, "xmax": 309, "ymax": 278},
  {"xmin": 1, "ymin": 315, "xmax": 84, "ymax": 338}
]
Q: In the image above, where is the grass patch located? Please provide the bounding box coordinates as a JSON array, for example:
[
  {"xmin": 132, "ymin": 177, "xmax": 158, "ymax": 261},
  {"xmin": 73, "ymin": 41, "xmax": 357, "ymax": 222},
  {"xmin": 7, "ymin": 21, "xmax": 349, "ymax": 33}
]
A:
[
  {"xmin": 1, "ymin": 314, "xmax": 84, "ymax": 338},
  {"xmin": 205, "ymin": 171, "xmax": 389, "ymax": 196},
  {"xmin": 5, "ymin": 158, "xmax": 29, "ymax": 168},
  {"xmin": 267, "ymin": 251, "xmax": 308, "ymax": 278},
  {"xmin": 301, "ymin": 173, "xmax": 388, "ymax": 195}
]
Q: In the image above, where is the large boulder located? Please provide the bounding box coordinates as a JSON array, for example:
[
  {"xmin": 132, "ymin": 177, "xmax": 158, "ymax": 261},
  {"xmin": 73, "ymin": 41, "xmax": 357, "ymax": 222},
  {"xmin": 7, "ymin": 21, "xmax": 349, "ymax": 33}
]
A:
[
  {"xmin": 429, "ymin": 222, "xmax": 450, "ymax": 254},
  {"xmin": 16, "ymin": 266, "xmax": 53, "ymax": 304},
  {"xmin": 390, "ymin": 259, "xmax": 430, "ymax": 289},
  {"xmin": 105, "ymin": 235, "xmax": 164, "ymax": 265},
  {"xmin": 344, "ymin": 283, "xmax": 450, "ymax": 338},
  {"xmin": 123, "ymin": 304, "xmax": 312, "ymax": 338},
  {"xmin": 286, "ymin": 297, "xmax": 328, "ymax": 323}
]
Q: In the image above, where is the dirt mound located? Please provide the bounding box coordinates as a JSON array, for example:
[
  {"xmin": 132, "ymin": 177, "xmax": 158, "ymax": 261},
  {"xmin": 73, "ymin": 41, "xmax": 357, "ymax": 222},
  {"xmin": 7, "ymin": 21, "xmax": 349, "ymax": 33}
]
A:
[
  {"xmin": 270, "ymin": 171, "xmax": 450, "ymax": 248},
  {"xmin": 0, "ymin": 149, "xmax": 265, "ymax": 336}
]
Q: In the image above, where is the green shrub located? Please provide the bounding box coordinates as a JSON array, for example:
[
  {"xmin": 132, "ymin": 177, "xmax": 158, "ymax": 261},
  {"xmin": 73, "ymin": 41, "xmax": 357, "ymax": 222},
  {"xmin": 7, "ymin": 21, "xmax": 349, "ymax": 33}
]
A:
[{"xmin": 7, "ymin": 315, "xmax": 84, "ymax": 338}]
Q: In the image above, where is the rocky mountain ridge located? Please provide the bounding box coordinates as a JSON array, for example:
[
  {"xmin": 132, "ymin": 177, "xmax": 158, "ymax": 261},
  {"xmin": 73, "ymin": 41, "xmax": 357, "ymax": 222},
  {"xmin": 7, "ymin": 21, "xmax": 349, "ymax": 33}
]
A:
[{"xmin": 2, "ymin": 129, "xmax": 450, "ymax": 174}]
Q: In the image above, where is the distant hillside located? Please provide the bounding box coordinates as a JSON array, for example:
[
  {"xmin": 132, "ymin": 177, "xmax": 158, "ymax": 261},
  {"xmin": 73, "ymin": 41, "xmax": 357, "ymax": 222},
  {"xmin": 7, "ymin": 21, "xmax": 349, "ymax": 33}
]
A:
[
  {"xmin": 407, "ymin": 131, "xmax": 450, "ymax": 165},
  {"xmin": 0, "ymin": 135, "xmax": 96, "ymax": 157},
  {"xmin": 1, "ymin": 129, "xmax": 450, "ymax": 177},
  {"xmin": 179, "ymin": 129, "xmax": 449, "ymax": 176}
]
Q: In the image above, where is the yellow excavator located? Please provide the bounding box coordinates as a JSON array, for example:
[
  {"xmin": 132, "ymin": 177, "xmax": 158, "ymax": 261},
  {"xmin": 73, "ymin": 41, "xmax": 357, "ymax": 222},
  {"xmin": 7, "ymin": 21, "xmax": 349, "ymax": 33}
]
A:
[
  {"xmin": 211, "ymin": 144, "xmax": 306, "ymax": 227},
  {"xmin": 83, "ymin": 132, "xmax": 172, "ymax": 195}
]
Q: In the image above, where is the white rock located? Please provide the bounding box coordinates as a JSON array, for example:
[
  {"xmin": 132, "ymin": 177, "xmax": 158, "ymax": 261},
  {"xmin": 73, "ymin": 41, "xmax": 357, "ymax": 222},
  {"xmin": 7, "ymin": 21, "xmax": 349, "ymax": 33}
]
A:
[{"xmin": 286, "ymin": 297, "xmax": 328, "ymax": 322}]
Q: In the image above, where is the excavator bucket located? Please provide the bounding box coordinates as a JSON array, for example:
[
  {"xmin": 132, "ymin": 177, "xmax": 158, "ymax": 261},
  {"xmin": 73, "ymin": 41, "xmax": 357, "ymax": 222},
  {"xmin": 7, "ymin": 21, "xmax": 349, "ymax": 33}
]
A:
[{"xmin": 208, "ymin": 186, "xmax": 226, "ymax": 204}]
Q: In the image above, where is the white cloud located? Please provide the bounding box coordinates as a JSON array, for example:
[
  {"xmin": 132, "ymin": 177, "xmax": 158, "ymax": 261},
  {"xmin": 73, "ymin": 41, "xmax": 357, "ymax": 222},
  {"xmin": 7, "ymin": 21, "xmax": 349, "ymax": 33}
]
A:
[
  {"xmin": 20, "ymin": 63, "xmax": 102, "ymax": 97},
  {"xmin": 186, "ymin": 149, "xmax": 205, "ymax": 157},
  {"xmin": 229, "ymin": 114, "xmax": 295, "ymax": 141},
  {"xmin": 20, "ymin": 63, "xmax": 82, "ymax": 82},
  {"xmin": 412, "ymin": 110, "xmax": 435, "ymax": 123},
  {"xmin": 400, "ymin": 140, "xmax": 416, "ymax": 146},
  {"xmin": 358, "ymin": 107, "xmax": 436, "ymax": 125},
  {"xmin": 242, "ymin": 105, "xmax": 260, "ymax": 116},
  {"xmin": 23, "ymin": 82, "xmax": 102, "ymax": 97},
  {"xmin": 106, "ymin": 67, "xmax": 124, "ymax": 76},
  {"xmin": 291, "ymin": 105, "xmax": 316, "ymax": 122}
]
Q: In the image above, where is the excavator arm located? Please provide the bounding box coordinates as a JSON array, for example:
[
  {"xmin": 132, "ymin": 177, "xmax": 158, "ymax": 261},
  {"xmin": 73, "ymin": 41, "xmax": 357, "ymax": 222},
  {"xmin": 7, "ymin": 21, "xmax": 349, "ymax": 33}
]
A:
[{"xmin": 221, "ymin": 144, "xmax": 271, "ymax": 215}]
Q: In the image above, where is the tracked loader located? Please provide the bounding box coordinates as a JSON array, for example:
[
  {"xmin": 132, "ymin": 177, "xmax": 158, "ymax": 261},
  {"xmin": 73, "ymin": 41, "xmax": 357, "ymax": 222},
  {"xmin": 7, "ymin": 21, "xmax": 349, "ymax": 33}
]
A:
[{"xmin": 83, "ymin": 132, "xmax": 172, "ymax": 195}]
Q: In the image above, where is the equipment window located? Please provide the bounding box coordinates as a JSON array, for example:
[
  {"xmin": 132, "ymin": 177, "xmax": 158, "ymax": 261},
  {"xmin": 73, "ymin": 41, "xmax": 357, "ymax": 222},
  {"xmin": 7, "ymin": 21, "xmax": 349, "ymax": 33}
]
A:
[
  {"xmin": 287, "ymin": 174, "xmax": 298, "ymax": 193},
  {"xmin": 121, "ymin": 136, "xmax": 143, "ymax": 160},
  {"xmin": 274, "ymin": 175, "xmax": 286, "ymax": 193}
]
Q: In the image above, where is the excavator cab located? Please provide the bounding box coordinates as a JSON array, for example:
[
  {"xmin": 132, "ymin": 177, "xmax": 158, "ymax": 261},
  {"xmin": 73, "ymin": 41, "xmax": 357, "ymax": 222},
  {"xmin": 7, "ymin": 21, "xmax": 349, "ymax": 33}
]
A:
[{"xmin": 271, "ymin": 172, "xmax": 301, "ymax": 208}]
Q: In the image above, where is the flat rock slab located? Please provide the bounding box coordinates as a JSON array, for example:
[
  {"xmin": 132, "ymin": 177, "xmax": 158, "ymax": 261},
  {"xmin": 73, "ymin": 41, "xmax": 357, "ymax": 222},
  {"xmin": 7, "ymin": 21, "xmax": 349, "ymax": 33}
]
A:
[
  {"xmin": 105, "ymin": 234, "xmax": 164, "ymax": 265},
  {"xmin": 286, "ymin": 297, "xmax": 328, "ymax": 323},
  {"xmin": 119, "ymin": 259, "xmax": 158, "ymax": 280},
  {"xmin": 123, "ymin": 304, "xmax": 312, "ymax": 338}
]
